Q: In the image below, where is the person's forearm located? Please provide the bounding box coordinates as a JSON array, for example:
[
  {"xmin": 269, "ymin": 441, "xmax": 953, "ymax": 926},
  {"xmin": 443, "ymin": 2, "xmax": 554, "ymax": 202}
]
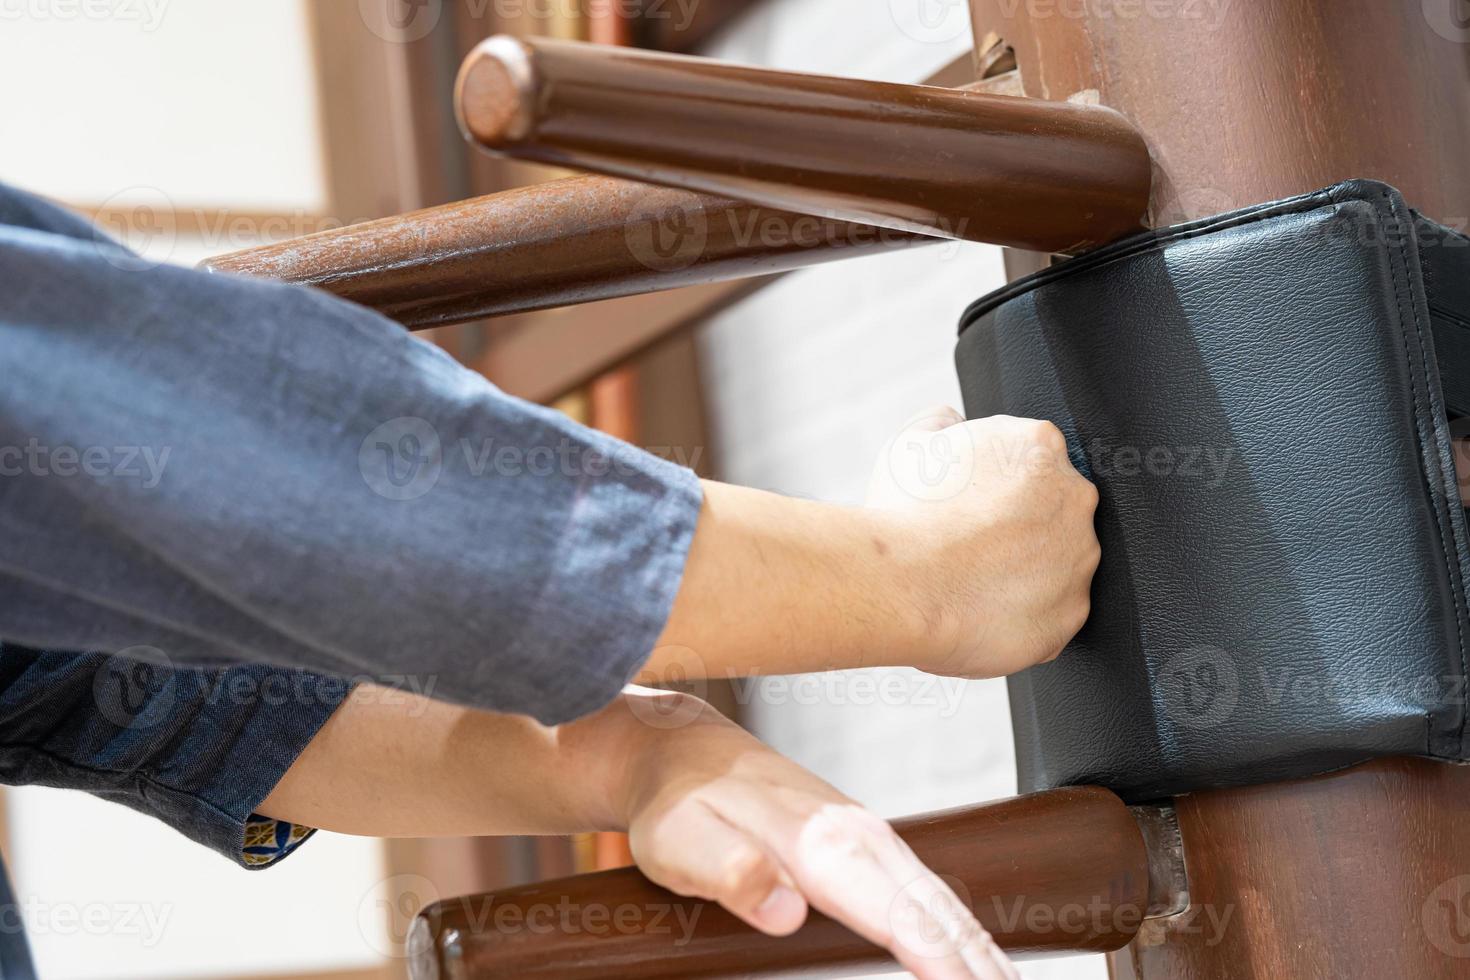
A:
[
  {"xmin": 642, "ymin": 481, "xmax": 937, "ymax": 683},
  {"xmin": 257, "ymin": 684, "xmax": 654, "ymax": 838},
  {"xmin": 261, "ymin": 680, "xmax": 1019, "ymax": 979},
  {"xmin": 646, "ymin": 412, "xmax": 1100, "ymax": 685}
]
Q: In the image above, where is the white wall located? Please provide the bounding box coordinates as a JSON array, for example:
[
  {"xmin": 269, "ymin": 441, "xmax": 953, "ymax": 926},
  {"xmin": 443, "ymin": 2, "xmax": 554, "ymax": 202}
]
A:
[
  {"xmin": 8, "ymin": 789, "xmax": 390, "ymax": 980},
  {"xmin": 0, "ymin": 0, "xmax": 327, "ymax": 213},
  {"xmin": 697, "ymin": 4, "xmax": 1105, "ymax": 978}
]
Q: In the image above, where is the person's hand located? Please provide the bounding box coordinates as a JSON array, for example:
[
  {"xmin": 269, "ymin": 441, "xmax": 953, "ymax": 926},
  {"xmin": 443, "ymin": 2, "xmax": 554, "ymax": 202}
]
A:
[
  {"xmin": 614, "ymin": 688, "xmax": 1020, "ymax": 980},
  {"xmin": 868, "ymin": 406, "xmax": 1100, "ymax": 679}
]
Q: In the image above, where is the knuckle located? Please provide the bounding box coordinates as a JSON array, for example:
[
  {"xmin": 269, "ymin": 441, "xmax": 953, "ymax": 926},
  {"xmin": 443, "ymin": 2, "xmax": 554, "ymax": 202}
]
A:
[
  {"xmin": 666, "ymin": 874, "xmax": 699, "ymax": 898},
  {"xmin": 718, "ymin": 846, "xmax": 775, "ymax": 900},
  {"xmin": 646, "ymin": 861, "xmax": 694, "ymax": 897},
  {"xmin": 1072, "ymin": 595, "xmax": 1093, "ymax": 632},
  {"xmin": 803, "ymin": 809, "xmax": 878, "ymax": 862},
  {"xmin": 1029, "ymin": 419, "xmax": 1067, "ymax": 451},
  {"xmin": 1025, "ymin": 635, "xmax": 1058, "ymax": 666},
  {"xmin": 983, "ymin": 414, "xmax": 1029, "ymax": 444},
  {"xmin": 1078, "ymin": 478, "xmax": 1101, "ymax": 508},
  {"xmin": 807, "ymin": 822, "xmax": 859, "ymax": 858}
]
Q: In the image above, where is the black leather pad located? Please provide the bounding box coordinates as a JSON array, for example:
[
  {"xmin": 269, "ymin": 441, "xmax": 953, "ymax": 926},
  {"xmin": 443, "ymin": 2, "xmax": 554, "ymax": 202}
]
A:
[{"xmin": 955, "ymin": 181, "xmax": 1470, "ymax": 801}]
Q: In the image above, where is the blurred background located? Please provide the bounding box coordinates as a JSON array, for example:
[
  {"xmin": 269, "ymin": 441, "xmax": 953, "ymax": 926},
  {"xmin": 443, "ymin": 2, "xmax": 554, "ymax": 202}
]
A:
[{"xmin": 0, "ymin": 1, "xmax": 1092, "ymax": 977}]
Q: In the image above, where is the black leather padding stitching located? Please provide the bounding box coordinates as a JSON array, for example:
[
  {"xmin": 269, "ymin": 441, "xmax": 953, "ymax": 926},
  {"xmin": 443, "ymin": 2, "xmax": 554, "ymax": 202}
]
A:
[
  {"xmin": 960, "ymin": 184, "xmax": 1342, "ymax": 332},
  {"xmin": 1370, "ymin": 186, "xmax": 1470, "ymax": 757}
]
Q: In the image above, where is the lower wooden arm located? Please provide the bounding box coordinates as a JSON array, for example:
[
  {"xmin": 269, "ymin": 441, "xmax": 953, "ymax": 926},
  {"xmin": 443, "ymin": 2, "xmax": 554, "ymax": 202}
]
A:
[
  {"xmin": 202, "ymin": 176, "xmax": 928, "ymax": 330},
  {"xmin": 408, "ymin": 787, "xmax": 1150, "ymax": 979}
]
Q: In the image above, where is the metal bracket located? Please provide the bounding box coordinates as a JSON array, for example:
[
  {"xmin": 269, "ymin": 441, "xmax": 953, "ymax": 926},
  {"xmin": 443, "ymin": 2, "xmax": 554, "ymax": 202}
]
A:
[{"xmin": 1130, "ymin": 803, "xmax": 1190, "ymax": 919}]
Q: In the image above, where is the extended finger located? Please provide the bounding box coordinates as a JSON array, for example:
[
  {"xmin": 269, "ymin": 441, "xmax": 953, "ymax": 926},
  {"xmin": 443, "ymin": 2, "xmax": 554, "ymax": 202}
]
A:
[
  {"xmin": 635, "ymin": 801, "xmax": 808, "ymax": 937},
  {"xmin": 757, "ymin": 802, "xmax": 1015, "ymax": 980}
]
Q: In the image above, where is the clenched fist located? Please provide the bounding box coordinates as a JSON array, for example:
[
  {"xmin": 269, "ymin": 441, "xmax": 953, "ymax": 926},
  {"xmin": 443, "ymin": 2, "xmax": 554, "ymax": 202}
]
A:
[{"xmin": 868, "ymin": 407, "xmax": 1101, "ymax": 678}]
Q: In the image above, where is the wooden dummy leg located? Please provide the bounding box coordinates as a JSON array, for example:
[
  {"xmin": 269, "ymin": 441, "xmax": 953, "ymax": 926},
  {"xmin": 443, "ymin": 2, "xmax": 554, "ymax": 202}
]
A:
[
  {"xmin": 965, "ymin": 1, "xmax": 1470, "ymax": 976},
  {"xmin": 1114, "ymin": 759, "xmax": 1470, "ymax": 978}
]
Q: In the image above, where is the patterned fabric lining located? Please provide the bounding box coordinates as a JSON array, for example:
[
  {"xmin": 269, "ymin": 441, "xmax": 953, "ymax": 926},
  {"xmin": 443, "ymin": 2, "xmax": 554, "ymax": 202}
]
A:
[{"xmin": 241, "ymin": 816, "xmax": 316, "ymax": 867}]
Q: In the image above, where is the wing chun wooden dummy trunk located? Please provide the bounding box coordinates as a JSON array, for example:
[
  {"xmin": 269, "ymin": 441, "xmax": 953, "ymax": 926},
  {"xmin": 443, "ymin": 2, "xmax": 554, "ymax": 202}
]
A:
[{"xmin": 212, "ymin": 2, "xmax": 1470, "ymax": 976}]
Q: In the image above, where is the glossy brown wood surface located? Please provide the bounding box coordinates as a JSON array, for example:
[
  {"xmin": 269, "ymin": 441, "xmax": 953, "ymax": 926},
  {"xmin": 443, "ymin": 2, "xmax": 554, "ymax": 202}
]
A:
[
  {"xmin": 969, "ymin": 0, "xmax": 1470, "ymax": 227},
  {"xmin": 409, "ymin": 787, "xmax": 1150, "ymax": 979},
  {"xmin": 202, "ymin": 176, "xmax": 926, "ymax": 329},
  {"xmin": 1113, "ymin": 758, "xmax": 1470, "ymax": 979},
  {"xmin": 455, "ymin": 36, "xmax": 1151, "ymax": 253},
  {"xmin": 200, "ymin": 57, "xmax": 980, "ymax": 341}
]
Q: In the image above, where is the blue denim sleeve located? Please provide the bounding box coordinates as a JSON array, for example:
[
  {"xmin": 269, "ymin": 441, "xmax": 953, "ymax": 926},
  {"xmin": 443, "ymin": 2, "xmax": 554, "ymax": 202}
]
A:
[
  {"xmin": 0, "ymin": 642, "xmax": 348, "ymax": 868},
  {"xmin": 0, "ymin": 183, "xmax": 703, "ymax": 726}
]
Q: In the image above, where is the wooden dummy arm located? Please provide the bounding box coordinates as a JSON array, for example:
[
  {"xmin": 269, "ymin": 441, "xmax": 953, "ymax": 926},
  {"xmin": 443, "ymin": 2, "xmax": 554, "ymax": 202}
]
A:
[
  {"xmin": 202, "ymin": 177, "xmax": 925, "ymax": 330},
  {"xmin": 407, "ymin": 787, "xmax": 1154, "ymax": 979},
  {"xmin": 208, "ymin": 40, "xmax": 1150, "ymax": 327},
  {"xmin": 456, "ymin": 37, "xmax": 1151, "ymax": 254}
]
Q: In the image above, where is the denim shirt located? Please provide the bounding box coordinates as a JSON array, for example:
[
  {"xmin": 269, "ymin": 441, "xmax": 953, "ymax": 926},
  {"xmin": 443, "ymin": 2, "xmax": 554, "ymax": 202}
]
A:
[
  {"xmin": 0, "ymin": 643, "xmax": 348, "ymax": 980},
  {"xmin": 0, "ymin": 642, "xmax": 346, "ymax": 865},
  {"xmin": 0, "ymin": 183, "xmax": 703, "ymax": 974},
  {"xmin": 0, "ymin": 183, "xmax": 702, "ymax": 726}
]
